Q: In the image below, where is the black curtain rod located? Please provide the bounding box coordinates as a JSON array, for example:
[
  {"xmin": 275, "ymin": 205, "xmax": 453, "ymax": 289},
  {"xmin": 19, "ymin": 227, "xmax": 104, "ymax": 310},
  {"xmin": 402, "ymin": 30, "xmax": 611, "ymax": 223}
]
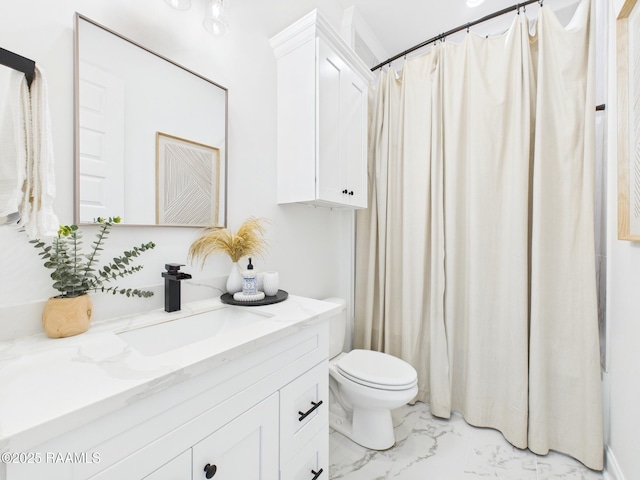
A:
[
  {"xmin": 0, "ymin": 47, "xmax": 35, "ymax": 87},
  {"xmin": 371, "ymin": 0, "xmax": 543, "ymax": 71}
]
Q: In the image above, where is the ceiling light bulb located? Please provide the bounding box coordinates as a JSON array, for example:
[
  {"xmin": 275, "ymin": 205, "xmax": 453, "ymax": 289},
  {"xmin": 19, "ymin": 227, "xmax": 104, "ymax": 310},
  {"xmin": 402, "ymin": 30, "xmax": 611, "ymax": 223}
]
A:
[
  {"xmin": 164, "ymin": 0, "xmax": 191, "ymax": 10},
  {"xmin": 203, "ymin": 0, "xmax": 229, "ymax": 37},
  {"xmin": 203, "ymin": 17, "xmax": 229, "ymax": 37}
]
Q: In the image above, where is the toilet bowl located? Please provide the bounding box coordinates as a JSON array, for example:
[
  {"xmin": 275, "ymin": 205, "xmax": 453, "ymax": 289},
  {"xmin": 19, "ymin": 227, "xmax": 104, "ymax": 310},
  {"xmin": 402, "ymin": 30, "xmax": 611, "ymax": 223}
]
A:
[{"xmin": 323, "ymin": 298, "xmax": 418, "ymax": 450}]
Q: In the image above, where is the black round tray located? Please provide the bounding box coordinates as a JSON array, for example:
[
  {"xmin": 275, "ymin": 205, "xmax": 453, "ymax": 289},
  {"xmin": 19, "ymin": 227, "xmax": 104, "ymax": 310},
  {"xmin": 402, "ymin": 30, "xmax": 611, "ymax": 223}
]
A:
[{"xmin": 220, "ymin": 289, "xmax": 288, "ymax": 306}]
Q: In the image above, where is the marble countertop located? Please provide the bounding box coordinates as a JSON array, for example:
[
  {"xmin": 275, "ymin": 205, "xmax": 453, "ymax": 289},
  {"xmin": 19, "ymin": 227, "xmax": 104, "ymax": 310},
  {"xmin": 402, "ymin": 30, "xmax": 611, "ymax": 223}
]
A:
[{"xmin": 0, "ymin": 295, "xmax": 340, "ymax": 453}]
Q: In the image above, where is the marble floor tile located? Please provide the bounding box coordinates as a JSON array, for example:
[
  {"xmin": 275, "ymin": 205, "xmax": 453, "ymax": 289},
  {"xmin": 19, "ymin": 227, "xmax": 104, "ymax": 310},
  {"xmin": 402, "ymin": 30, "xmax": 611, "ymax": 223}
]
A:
[
  {"xmin": 536, "ymin": 451, "xmax": 604, "ymax": 480},
  {"xmin": 329, "ymin": 402, "xmax": 604, "ymax": 480}
]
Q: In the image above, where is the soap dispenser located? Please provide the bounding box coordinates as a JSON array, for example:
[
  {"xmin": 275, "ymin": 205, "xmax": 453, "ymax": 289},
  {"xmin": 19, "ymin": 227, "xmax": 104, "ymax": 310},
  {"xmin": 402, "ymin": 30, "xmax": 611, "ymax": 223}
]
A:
[{"xmin": 242, "ymin": 258, "xmax": 258, "ymax": 295}]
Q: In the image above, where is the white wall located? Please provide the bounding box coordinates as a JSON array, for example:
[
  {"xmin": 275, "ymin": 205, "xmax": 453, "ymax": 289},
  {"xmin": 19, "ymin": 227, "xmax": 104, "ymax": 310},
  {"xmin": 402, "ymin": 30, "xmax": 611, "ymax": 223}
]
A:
[
  {"xmin": 0, "ymin": 0, "xmax": 353, "ymax": 338},
  {"xmin": 604, "ymin": 1, "xmax": 640, "ymax": 479}
]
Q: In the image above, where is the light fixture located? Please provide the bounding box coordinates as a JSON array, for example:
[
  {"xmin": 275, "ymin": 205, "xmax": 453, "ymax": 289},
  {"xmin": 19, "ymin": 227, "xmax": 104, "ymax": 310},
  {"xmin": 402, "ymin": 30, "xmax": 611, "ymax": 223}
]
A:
[
  {"xmin": 162, "ymin": 0, "xmax": 230, "ymax": 37},
  {"xmin": 164, "ymin": 0, "xmax": 192, "ymax": 10},
  {"xmin": 466, "ymin": 0, "xmax": 485, "ymax": 7},
  {"xmin": 203, "ymin": 0, "xmax": 229, "ymax": 37}
]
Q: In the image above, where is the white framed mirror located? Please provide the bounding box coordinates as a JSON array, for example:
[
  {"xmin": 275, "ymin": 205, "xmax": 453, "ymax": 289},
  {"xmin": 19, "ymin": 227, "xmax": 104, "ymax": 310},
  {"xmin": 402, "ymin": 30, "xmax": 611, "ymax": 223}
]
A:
[{"xmin": 74, "ymin": 14, "xmax": 227, "ymax": 227}]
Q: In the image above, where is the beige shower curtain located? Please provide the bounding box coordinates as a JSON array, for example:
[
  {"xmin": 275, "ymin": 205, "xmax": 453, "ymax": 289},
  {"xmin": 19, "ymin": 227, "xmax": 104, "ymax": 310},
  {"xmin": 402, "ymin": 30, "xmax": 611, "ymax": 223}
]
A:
[{"xmin": 354, "ymin": 0, "xmax": 603, "ymax": 470}]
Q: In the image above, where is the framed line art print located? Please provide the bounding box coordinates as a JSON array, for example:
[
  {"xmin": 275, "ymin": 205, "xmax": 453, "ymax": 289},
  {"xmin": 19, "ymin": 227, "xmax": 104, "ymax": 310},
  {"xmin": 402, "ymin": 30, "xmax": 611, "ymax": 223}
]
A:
[
  {"xmin": 617, "ymin": 0, "xmax": 640, "ymax": 240},
  {"xmin": 156, "ymin": 132, "xmax": 221, "ymax": 227}
]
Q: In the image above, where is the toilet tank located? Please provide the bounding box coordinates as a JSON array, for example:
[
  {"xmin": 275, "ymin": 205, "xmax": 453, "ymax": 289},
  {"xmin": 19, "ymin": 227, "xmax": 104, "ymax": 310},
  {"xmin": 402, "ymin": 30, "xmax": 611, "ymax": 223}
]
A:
[{"xmin": 323, "ymin": 298, "xmax": 347, "ymax": 359}]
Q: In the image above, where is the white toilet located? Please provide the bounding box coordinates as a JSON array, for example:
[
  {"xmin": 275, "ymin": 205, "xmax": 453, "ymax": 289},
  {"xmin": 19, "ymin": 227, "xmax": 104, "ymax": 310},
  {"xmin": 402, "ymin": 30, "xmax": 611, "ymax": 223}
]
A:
[{"xmin": 324, "ymin": 298, "xmax": 418, "ymax": 450}]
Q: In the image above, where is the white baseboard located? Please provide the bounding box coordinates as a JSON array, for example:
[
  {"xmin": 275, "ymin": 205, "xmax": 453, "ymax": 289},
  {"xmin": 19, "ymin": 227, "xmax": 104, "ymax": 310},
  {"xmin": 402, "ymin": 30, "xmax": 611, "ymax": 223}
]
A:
[{"xmin": 604, "ymin": 446, "xmax": 625, "ymax": 480}]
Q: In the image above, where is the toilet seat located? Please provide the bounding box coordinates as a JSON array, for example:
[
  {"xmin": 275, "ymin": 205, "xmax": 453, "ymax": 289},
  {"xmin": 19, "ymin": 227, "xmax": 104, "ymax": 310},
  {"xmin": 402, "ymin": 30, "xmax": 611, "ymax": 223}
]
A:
[{"xmin": 336, "ymin": 349, "xmax": 417, "ymax": 391}]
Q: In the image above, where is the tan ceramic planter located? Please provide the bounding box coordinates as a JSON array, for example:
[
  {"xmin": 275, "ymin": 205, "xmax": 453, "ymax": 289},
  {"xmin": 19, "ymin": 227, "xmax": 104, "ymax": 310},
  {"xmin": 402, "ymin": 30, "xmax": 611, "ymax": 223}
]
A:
[{"xmin": 42, "ymin": 295, "xmax": 93, "ymax": 338}]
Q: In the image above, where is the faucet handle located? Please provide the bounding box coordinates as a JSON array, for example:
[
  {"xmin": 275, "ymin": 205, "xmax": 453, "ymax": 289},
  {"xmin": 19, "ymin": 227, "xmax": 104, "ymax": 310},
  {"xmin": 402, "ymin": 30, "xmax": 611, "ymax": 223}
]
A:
[{"xmin": 165, "ymin": 263, "xmax": 185, "ymax": 273}]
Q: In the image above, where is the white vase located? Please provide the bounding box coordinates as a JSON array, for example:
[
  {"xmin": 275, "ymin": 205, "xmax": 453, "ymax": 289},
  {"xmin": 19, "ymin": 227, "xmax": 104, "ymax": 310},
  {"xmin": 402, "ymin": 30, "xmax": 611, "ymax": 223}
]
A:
[
  {"xmin": 263, "ymin": 271, "xmax": 279, "ymax": 296},
  {"xmin": 226, "ymin": 262, "xmax": 243, "ymax": 294}
]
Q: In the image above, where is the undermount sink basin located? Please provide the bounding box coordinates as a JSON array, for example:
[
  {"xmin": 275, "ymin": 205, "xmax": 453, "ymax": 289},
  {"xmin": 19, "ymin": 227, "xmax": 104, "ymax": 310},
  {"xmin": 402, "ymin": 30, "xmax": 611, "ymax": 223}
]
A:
[{"xmin": 117, "ymin": 306, "xmax": 271, "ymax": 356}]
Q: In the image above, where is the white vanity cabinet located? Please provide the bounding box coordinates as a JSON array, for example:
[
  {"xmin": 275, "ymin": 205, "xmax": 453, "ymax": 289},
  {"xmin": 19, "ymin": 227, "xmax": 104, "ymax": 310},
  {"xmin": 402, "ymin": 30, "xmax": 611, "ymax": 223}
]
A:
[
  {"xmin": 280, "ymin": 361, "xmax": 328, "ymax": 480},
  {"xmin": 5, "ymin": 311, "xmax": 330, "ymax": 480},
  {"xmin": 271, "ymin": 10, "xmax": 374, "ymax": 209},
  {"xmin": 142, "ymin": 395, "xmax": 278, "ymax": 480},
  {"xmin": 143, "ymin": 450, "xmax": 191, "ymax": 480},
  {"xmin": 191, "ymin": 394, "xmax": 279, "ymax": 480}
]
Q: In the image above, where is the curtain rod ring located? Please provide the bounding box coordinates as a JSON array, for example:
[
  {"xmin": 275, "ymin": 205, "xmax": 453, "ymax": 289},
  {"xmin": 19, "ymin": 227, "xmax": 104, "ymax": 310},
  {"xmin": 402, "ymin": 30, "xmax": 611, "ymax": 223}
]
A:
[{"xmin": 517, "ymin": 3, "xmax": 520, "ymax": 14}]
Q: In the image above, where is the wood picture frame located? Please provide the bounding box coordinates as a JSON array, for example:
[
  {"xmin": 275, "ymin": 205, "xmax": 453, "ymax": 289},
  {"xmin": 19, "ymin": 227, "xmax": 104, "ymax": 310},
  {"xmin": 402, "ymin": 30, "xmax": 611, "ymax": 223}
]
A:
[
  {"xmin": 156, "ymin": 132, "xmax": 220, "ymax": 227},
  {"xmin": 617, "ymin": 0, "xmax": 640, "ymax": 240}
]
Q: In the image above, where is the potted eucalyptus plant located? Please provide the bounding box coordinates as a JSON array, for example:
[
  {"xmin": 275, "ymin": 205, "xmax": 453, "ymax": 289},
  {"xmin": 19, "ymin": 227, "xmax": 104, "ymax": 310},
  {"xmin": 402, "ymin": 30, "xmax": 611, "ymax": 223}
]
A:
[{"xmin": 30, "ymin": 216, "xmax": 155, "ymax": 338}]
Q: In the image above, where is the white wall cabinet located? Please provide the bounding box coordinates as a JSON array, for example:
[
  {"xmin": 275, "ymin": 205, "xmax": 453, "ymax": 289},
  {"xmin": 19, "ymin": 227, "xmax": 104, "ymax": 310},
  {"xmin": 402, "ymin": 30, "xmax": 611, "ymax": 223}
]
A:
[
  {"xmin": 6, "ymin": 322, "xmax": 329, "ymax": 480},
  {"xmin": 271, "ymin": 10, "xmax": 374, "ymax": 209}
]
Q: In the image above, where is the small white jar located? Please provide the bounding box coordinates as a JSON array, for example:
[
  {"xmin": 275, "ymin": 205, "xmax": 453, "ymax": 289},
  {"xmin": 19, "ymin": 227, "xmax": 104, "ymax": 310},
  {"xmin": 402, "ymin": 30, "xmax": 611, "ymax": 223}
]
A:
[{"xmin": 262, "ymin": 271, "xmax": 279, "ymax": 296}]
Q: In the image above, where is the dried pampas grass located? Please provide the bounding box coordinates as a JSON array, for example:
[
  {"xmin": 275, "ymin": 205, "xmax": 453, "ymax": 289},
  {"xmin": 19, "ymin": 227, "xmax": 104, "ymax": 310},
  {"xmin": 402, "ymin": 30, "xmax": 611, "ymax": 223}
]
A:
[{"xmin": 188, "ymin": 217, "xmax": 269, "ymax": 267}]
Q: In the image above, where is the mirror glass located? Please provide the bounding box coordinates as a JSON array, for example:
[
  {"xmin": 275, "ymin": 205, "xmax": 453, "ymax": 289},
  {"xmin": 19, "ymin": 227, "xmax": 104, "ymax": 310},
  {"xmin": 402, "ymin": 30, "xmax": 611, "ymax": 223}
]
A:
[{"xmin": 74, "ymin": 14, "xmax": 227, "ymax": 227}]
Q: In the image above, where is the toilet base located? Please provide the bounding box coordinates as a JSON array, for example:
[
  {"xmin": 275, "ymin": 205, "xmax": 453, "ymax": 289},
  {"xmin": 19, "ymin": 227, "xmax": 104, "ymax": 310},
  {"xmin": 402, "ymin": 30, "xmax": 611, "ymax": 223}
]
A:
[{"xmin": 329, "ymin": 405, "xmax": 396, "ymax": 450}]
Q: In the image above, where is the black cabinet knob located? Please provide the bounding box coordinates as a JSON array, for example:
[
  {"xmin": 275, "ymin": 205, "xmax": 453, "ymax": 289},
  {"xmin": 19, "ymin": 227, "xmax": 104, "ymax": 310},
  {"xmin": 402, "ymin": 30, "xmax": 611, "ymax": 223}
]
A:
[
  {"xmin": 348, "ymin": 191, "xmax": 354, "ymax": 196},
  {"xmin": 204, "ymin": 463, "xmax": 217, "ymax": 478},
  {"xmin": 342, "ymin": 189, "xmax": 348, "ymax": 194}
]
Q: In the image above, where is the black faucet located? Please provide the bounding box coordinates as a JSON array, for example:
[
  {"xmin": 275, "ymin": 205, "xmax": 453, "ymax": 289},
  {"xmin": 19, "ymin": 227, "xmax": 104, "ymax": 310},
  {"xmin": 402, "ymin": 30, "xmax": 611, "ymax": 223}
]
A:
[{"xmin": 162, "ymin": 263, "xmax": 192, "ymax": 313}]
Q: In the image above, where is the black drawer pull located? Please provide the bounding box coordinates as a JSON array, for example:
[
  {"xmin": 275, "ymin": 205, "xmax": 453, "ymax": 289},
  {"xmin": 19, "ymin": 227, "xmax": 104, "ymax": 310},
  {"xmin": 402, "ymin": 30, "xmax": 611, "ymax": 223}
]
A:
[
  {"xmin": 311, "ymin": 468, "xmax": 324, "ymax": 479},
  {"xmin": 298, "ymin": 400, "xmax": 323, "ymax": 421},
  {"xmin": 204, "ymin": 463, "xmax": 217, "ymax": 478}
]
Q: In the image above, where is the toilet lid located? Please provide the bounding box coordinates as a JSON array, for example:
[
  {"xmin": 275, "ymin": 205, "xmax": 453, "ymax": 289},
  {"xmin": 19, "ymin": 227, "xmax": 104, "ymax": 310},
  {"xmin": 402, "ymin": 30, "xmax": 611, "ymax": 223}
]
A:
[{"xmin": 337, "ymin": 349, "xmax": 417, "ymax": 390}]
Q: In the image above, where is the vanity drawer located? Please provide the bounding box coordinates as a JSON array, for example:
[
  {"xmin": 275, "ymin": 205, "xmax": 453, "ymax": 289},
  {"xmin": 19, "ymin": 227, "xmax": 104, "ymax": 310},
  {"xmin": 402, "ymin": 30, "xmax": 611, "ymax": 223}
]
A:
[
  {"xmin": 280, "ymin": 427, "xmax": 328, "ymax": 480},
  {"xmin": 279, "ymin": 360, "xmax": 328, "ymax": 464}
]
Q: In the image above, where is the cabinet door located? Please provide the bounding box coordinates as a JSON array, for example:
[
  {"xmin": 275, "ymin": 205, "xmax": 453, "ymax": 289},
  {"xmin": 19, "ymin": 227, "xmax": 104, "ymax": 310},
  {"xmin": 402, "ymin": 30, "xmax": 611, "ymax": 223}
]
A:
[
  {"xmin": 317, "ymin": 39, "xmax": 347, "ymax": 206},
  {"xmin": 143, "ymin": 450, "xmax": 191, "ymax": 480},
  {"xmin": 342, "ymin": 69, "xmax": 368, "ymax": 208},
  {"xmin": 192, "ymin": 393, "xmax": 279, "ymax": 480},
  {"xmin": 317, "ymin": 39, "xmax": 368, "ymax": 208}
]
